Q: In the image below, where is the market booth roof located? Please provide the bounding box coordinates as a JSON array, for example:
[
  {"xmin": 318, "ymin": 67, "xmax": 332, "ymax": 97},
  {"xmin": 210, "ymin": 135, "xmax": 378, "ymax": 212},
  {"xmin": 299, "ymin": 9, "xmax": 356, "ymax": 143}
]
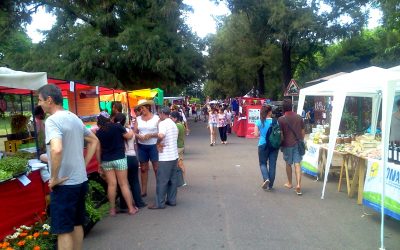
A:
[
  {"xmin": 0, "ymin": 67, "xmax": 47, "ymax": 94},
  {"xmin": 48, "ymin": 78, "xmax": 124, "ymax": 97},
  {"xmin": 297, "ymin": 66, "xmax": 400, "ymax": 248}
]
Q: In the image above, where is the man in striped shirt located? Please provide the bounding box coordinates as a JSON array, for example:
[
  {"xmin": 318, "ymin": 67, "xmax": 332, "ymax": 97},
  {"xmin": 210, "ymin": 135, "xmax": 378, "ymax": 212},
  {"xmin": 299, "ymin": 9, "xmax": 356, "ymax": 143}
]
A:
[{"xmin": 148, "ymin": 107, "xmax": 179, "ymax": 209}]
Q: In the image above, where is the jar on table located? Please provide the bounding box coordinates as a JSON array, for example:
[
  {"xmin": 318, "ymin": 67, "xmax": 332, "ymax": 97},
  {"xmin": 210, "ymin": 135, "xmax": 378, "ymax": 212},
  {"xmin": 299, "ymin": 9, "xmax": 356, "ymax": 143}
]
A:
[{"xmin": 344, "ymin": 135, "xmax": 351, "ymax": 144}]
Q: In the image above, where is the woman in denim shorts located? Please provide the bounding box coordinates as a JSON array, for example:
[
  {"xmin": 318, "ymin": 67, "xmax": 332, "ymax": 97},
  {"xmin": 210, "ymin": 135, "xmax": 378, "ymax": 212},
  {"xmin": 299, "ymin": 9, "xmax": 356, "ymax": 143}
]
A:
[
  {"xmin": 134, "ymin": 100, "xmax": 160, "ymax": 197},
  {"xmin": 96, "ymin": 112, "xmax": 138, "ymax": 216}
]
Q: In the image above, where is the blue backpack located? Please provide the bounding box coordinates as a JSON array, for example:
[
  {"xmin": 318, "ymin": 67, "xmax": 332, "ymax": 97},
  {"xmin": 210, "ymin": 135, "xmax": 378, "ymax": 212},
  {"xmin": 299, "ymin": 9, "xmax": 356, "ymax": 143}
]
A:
[{"xmin": 267, "ymin": 119, "xmax": 281, "ymax": 149}]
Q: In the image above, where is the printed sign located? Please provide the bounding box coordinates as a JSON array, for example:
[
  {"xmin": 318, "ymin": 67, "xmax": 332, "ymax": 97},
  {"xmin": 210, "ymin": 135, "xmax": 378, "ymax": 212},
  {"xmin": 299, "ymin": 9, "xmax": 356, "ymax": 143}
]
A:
[
  {"xmin": 363, "ymin": 160, "xmax": 400, "ymax": 220},
  {"xmin": 301, "ymin": 143, "xmax": 320, "ymax": 177},
  {"xmin": 247, "ymin": 108, "xmax": 260, "ymax": 124}
]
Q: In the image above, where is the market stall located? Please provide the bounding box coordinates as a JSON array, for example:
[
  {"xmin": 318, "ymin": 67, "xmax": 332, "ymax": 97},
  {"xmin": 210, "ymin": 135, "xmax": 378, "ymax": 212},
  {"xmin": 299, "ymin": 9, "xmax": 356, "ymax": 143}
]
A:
[
  {"xmin": 0, "ymin": 68, "xmax": 48, "ymax": 155},
  {"xmin": 232, "ymin": 97, "xmax": 266, "ymax": 138},
  {"xmin": 297, "ymin": 66, "xmax": 400, "ymax": 248},
  {"xmin": 0, "ymin": 67, "xmax": 48, "ymax": 239},
  {"xmin": 48, "ymin": 79, "xmax": 121, "ymax": 174}
]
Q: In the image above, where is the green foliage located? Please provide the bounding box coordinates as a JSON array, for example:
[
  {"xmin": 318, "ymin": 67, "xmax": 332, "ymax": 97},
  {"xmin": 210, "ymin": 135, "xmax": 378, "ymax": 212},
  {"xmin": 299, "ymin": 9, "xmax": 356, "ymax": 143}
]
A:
[
  {"xmin": 0, "ymin": 29, "xmax": 32, "ymax": 68},
  {"xmin": 16, "ymin": 0, "xmax": 205, "ymax": 93},
  {"xmin": 0, "ymin": 156, "xmax": 28, "ymax": 181},
  {"xmin": 379, "ymin": 0, "xmax": 400, "ymax": 29},
  {"xmin": 207, "ymin": 0, "xmax": 371, "ymax": 99},
  {"xmin": 2, "ymin": 216, "xmax": 57, "ymax": 250},
  {"xmin": 342, "ymin": 111, "xmax": 357, "ymax": 134},
  {"xmin": 296, "ymin": 27, "xmax": 400, "ymax": 85},
  {"xmin": 0, "ymin": 0, "xmax": 33, "ymax": 40},
  {"xmin": 85, "ymin": 180, "xmax": 108, "ymax": 222}
]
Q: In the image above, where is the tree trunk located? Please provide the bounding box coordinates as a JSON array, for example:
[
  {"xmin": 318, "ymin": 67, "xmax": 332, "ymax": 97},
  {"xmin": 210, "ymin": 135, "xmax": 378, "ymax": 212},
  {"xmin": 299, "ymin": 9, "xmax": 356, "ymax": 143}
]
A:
[
  {"xmin": 257, "ymin": 64, "xmax": 265, "ymax": 96},
  {"xmin": 251, "ymin": 78, "xmax": 257, "ymax": 97},
  {"xmin": 281, "ymin": 42, "xmax": 292, "ymax": 94}
]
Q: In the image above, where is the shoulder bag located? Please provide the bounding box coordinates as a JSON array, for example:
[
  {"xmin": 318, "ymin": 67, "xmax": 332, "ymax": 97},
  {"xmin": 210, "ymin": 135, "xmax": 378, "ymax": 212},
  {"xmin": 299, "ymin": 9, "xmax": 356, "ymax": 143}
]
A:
[{"xmin": 284, "ymin": 116, "xmax": 306, "ymax": 156}]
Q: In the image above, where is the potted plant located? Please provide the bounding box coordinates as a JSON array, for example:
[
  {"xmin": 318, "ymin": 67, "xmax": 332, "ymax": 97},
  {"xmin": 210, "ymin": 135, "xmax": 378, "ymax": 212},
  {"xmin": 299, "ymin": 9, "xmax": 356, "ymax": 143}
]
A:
[
  {"xmin": 83, "ymin": 176, "xmax": 109, "ymax": 235},
  {"xmin": 8, "ymin": 114, "xmax": 29, "ymax": 140},
  {"xmin": 1, "ymin": 211, "xmax": 57, "ymax": 250}
]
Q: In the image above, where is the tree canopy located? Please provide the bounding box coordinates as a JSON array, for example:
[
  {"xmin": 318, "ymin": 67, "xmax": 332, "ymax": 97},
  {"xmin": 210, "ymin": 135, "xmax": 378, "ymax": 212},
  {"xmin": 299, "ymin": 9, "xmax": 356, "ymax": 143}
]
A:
[
  {"xmin": 1, "ymin": 0, "xmax": 400, "ymax": 99},
  {"xmin": 1, "ymin": 0, "xmax": 206, "ymax": 94}
]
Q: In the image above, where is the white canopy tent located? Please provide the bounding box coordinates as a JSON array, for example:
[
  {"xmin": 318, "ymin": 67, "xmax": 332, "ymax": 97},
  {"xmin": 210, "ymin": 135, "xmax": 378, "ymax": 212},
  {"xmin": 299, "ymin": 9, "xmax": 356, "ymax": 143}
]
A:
[
  {"xmin": 0, "ymin": 67, "xmax": 47, "ymax": 90},
  {"xmin": 0, "ymin": 67, "xmax": 48, "ymax": 159},
  {"xmin": 296, "ymin": 66, "xmax": 400, "ymax": 249}
]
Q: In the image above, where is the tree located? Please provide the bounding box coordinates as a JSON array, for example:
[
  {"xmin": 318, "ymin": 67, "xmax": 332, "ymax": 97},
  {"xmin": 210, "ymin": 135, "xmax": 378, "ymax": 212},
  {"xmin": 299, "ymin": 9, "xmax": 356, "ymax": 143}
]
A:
[
  {"xmin": 378, "ymin": 0, "xmax": 400, "ymax": 29},
  {"xmin": 295, "ymin": 27, "xmax": 400, "ymax": 85},
  {"xmin": 5, "ymin": 0, "xmax": 206, "ymax": 94},
  {"xmin": 225, "ymin": 0, "xmax": 370, "ymax": 92},
  {"xmin": 205, "ymin": 12, "xmax": 282, "ymax": 98}
]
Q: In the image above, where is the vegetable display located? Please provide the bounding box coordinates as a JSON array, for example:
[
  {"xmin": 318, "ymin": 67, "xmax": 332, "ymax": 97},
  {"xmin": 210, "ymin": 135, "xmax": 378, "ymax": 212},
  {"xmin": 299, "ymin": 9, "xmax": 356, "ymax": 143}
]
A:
[{"xmin": 0, "ymin": 156, "xmax": 28, "ymax": 182}]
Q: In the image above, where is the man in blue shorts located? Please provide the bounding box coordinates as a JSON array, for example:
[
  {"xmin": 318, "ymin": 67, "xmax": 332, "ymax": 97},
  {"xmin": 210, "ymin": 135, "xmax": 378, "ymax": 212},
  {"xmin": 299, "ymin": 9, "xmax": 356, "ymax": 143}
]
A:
[
  {"xmin": 38, "ymin": 84, "xmax": 99, "ymax": 250},
  {"xmin": 278, "ymin": 99, "xmax": 305, "ymax": 195}
]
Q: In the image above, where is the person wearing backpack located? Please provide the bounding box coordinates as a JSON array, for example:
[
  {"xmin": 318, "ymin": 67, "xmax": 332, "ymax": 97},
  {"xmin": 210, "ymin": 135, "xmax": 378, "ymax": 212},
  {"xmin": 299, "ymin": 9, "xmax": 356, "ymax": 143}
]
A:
[
  {"xmin": 253, "ymin": 105, "xmax": 279, "ymax": 191},
  {"xmin": 278, "ymin": 99, "xmax": 305, "ymax": 195}
]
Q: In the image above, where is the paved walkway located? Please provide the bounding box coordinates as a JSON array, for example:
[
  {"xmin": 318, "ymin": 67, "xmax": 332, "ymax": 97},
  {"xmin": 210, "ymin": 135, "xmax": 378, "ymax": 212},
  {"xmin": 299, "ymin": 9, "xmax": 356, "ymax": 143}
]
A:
[{"xmin": 84, "ymin": 117, "xmax": 400, "ymax": 250}]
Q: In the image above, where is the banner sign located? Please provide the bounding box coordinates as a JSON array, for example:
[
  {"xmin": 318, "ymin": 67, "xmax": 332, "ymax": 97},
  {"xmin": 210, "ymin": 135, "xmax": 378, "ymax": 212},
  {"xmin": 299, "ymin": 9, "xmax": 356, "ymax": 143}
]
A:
[
  {"xmin": 301, "ymin": 143, "xmax": 320, "ymax": 177},
  {"xmin": 245, "ymin": 106, "xmax": 261, "ymax": 139},
  {"xmin": 247, "ymin": 108, "xmax": 260, "ymax": 124},
  {"xmin": 363, "ymin": 159, "xmax": 400, "ymax": 220}
]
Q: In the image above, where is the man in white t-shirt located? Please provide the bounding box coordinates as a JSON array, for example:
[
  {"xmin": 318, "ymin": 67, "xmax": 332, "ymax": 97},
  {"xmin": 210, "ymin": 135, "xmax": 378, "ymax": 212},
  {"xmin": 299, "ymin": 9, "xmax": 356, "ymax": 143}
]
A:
[
  {"xmin": 148, "ymin": 107, "xmax": 179, "ymax": 209},
  {"xmin": 38, "ymin": 84, "xmax": 99, "ymax": 250}
]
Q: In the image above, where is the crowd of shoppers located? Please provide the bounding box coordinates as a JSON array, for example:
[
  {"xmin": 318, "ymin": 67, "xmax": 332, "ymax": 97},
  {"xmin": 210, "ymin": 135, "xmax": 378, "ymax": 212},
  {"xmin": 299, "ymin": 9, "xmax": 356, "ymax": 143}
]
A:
[{"xmin": 40, "ymin": 89, "xmax": 307, "ymax": 250}]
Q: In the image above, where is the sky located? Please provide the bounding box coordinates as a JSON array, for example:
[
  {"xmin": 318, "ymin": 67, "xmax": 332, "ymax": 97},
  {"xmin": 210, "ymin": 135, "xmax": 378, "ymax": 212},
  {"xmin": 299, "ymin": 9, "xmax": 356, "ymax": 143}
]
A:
[
  {"xmin": 26, "ymin": 1, "xmax": 381, "ymax": 43},
  {"xmin": 26, "ymin": 0, "xmax": 231, "ymax": 43}
]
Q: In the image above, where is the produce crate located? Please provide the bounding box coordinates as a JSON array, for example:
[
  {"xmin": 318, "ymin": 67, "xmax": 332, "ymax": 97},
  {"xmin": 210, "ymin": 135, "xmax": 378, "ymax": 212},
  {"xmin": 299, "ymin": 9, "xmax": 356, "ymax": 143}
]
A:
[{"xmin": 4, "ymin": 140, "xmax": 22, "ymax": 153}]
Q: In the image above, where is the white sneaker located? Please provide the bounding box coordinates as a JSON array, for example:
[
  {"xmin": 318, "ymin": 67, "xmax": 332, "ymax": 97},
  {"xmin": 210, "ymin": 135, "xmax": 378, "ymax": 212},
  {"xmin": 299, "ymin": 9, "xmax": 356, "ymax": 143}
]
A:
[{"xmin": 261, "ymin": 179, "xmax": 270, "ymax": 189}]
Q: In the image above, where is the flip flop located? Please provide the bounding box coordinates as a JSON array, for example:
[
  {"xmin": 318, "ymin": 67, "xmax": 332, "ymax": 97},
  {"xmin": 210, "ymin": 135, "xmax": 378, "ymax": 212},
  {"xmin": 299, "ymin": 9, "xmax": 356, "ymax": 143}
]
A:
[
  {"xmin": 295, "ymin": 187, "xmax": 302, "ymax": 195},
  {"xmin": 284, "ymin": 183, "xmax": 293, "ymax": 189}
]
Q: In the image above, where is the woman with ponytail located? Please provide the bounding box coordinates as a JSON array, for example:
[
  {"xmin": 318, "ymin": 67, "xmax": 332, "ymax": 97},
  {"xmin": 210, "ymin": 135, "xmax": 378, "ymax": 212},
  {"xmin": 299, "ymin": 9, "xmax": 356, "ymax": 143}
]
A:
[{"xmin": 253, "ymin": 105, "xmax": 279, "ymax": 191}]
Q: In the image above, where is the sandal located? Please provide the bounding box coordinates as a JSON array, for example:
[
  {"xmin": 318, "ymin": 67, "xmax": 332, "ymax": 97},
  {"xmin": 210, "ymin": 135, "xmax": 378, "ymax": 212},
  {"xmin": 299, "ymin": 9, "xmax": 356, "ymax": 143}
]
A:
[{"xmin": 295, "ymin": 187, "xmax": 302, "ymax": 195}]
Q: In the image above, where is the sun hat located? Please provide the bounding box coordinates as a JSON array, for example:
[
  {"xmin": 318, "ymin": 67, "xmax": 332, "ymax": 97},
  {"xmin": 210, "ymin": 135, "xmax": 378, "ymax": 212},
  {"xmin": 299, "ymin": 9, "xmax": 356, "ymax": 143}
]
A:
[{"xmin": 134, "ymin": 99, "xmax": 154, "ymax": 109}]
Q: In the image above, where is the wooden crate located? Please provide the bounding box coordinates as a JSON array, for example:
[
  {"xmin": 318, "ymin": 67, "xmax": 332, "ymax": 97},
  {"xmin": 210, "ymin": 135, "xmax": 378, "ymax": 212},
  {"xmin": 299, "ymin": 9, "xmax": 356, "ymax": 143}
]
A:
[{"xmin": 4, "ymin": 140, "xmax": 22, "ymax": 153}]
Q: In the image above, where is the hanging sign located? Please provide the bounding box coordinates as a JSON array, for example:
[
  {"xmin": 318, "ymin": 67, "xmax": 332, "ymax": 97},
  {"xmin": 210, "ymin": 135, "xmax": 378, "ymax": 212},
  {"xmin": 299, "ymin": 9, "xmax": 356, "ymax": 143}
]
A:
[
  {"xmin": 284, "ymin": 79, "xmax": 300, "ymax": 96},
  {"xmin": 69, "ymin": 81, "xmax": 75, "ymax": 92}
]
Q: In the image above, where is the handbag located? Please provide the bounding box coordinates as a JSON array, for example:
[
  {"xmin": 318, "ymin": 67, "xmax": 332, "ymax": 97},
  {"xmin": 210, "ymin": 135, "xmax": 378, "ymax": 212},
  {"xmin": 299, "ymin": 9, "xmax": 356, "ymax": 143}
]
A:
[
  {"xmin": 284, "ymin": 116, "xmax": 306, "ymax": 156},
  {"xmin": 176, "ymin": 167, "xmax": 185, "ymax": 187}
]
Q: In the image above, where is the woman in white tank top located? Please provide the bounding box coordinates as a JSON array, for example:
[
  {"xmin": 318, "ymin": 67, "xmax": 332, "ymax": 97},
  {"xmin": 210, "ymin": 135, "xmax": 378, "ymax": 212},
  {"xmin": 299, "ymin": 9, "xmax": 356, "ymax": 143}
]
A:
[{"xmin": 133, "ymin": 100, "xmax": 160, "ymax": 197}]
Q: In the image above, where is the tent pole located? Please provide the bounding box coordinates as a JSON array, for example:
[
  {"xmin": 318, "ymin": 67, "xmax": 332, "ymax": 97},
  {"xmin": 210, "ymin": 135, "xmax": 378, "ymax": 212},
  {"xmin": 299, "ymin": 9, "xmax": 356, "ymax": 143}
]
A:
[
  {"xmin": 73, "ymin": 82, "xmax": 78, "ymax": 115},
  {"xmin": 19, "ymin": 95, "xmax": 23, "ymax": 113},
  {"xmin": 321, "ymin": 93, "xmax": 345, "ymax": 199},
  {"xmin": 292, "ymin": 96, "xmax": 294, "ymax": 111},
  {"xmin": 30, "ymin": 91, "xmax": 40, "ymax": 159},
  {"xmin": 126, "ymin": 92, "xmax": 131, "ymax": 123},
  {"xmin": 97, "ymin": 91, "xmax": 101, "ymax": 112}
]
